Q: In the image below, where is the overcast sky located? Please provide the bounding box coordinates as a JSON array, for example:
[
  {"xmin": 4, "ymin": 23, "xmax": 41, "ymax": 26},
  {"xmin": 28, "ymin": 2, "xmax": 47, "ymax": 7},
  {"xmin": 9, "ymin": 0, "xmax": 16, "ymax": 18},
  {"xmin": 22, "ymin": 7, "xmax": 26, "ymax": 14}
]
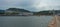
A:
[{"xmin": 0, "ymin": 0, "xmax": 60, "ymax": 12}]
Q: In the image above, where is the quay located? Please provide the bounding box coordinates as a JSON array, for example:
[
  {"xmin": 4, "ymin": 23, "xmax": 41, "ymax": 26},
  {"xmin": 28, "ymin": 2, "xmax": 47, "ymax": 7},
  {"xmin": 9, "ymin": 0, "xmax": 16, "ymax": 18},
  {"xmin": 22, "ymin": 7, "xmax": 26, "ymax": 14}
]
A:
[{"xmin": 48, "ymin": 15, "xmax": 60, "ymax": 27}]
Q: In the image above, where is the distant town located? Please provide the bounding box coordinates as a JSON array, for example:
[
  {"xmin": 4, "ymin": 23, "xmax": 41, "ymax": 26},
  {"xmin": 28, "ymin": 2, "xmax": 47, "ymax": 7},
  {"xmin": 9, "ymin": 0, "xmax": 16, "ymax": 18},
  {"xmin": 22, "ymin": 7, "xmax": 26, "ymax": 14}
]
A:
[{"xmin": 0, "ymin": 8, "xmax": 60, "ymax": 16}]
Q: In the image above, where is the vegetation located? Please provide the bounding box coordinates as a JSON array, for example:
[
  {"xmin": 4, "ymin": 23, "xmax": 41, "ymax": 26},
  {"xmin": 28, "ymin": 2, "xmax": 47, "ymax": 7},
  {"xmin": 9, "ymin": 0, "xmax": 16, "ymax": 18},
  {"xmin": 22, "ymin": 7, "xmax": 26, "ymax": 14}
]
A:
[
  {"xmin": 0, "ymin": 10, "xmax": 5, "ymax": 14},
  {"xmin": 7, "ymin": 8, "xmax": 30, "ymax": 12},
  {"xmin": 0, "ymin": 8, "xmax": 32, "ymax": 16},
  {"xmin": 0, "ymin": 8, "xmax": 60, "ymax": 16},
  {"xmin": 36, "ymin": 10, "xmax": 60, "ymax": 15}
]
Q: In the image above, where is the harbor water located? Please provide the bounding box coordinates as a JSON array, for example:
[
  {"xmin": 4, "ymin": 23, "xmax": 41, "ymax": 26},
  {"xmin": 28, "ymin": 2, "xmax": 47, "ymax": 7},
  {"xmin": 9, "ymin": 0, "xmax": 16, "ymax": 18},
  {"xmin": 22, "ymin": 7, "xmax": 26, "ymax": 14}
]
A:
[{"xmin": 0, "ymin": 16, "xmax": 53, "ymax": 27}]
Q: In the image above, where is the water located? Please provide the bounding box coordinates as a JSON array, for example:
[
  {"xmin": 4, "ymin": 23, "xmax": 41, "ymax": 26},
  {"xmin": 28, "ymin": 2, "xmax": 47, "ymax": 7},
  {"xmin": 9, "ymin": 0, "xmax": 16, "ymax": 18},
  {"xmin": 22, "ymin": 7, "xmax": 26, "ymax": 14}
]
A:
[{"xmin": 0, "ymin": 16, "xmax": 53, "ymax": 27}]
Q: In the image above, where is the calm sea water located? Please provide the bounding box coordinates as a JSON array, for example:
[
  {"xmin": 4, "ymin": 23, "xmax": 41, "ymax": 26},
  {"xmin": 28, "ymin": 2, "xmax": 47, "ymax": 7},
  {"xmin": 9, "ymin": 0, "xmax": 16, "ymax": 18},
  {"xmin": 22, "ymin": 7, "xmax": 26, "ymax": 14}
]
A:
[{"xmin": 0, "ymin": 16, "xmax": 53, "ymax": 27}]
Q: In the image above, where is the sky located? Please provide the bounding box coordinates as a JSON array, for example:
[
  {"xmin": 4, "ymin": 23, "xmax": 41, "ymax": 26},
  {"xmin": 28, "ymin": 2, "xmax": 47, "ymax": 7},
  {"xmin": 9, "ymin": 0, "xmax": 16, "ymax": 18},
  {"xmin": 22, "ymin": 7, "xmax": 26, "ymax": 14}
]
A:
[{"xmin": 0, "ymin": 0, "xmax": 60, "ymax": 12}]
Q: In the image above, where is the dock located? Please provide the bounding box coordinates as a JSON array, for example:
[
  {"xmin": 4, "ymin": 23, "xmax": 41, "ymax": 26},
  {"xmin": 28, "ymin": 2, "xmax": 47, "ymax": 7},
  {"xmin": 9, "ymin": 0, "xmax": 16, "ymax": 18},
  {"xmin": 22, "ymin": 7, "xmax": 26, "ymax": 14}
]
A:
[{"xmin": 48, "ymin": 15, "xmax": 60, "ymax": 27}]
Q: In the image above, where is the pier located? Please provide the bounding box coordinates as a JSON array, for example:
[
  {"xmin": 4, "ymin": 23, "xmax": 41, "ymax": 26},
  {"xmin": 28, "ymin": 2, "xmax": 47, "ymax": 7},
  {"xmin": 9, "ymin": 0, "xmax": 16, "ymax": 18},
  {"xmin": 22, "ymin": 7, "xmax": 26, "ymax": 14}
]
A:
[{"xmin": 48, "ymin": 15, "xmax": 60, "ymax": 27}]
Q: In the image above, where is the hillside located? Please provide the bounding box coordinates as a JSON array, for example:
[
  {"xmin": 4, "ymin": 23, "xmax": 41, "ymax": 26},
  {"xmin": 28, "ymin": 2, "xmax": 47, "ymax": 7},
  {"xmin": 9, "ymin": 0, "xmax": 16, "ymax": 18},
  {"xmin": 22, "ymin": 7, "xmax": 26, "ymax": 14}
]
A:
[
  {"xmin": 6, "ymin": 8, "xmax": 30, "ymax": 12},
  {"xmin": 0, "ymin": 10, "xmax": 5, "ymax": 14},
  {"xmin": 36, "ymin": 10, "xmax": 60, "ymax": 15}
]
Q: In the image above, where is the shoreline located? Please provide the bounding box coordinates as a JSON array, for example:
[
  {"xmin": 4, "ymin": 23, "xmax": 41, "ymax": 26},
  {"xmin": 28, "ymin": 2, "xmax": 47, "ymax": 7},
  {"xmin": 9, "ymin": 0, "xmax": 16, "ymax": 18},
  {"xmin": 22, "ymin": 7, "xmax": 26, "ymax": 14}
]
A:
[{"xmin": 0, "ymin": 15, "xmax": 53, "ymax": 16}]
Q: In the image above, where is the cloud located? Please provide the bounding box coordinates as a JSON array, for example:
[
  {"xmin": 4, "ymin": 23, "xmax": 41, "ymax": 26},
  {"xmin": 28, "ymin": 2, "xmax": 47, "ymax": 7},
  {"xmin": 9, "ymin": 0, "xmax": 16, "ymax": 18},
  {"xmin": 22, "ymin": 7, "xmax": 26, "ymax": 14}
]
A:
[{"xmin": 0, "ymin": 0, "xmax": 60, "ymax": 12}]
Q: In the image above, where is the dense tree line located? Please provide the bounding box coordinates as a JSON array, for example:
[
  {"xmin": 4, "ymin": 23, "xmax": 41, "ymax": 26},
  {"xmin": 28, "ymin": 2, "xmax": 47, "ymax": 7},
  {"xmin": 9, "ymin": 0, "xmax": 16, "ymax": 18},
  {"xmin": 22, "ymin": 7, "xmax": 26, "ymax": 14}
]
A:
[{"xmin": 36, "ymin": 10, "xmax": 60, "ymax": 15}]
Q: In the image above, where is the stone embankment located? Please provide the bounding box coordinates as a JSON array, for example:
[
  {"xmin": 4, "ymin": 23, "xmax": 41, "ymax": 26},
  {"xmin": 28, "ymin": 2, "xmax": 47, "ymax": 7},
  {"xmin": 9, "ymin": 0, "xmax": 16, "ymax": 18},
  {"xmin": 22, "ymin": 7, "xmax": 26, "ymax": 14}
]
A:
[{"xmin": 48, "ymin": 15, "xmax": 60, "ymax": 27}]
